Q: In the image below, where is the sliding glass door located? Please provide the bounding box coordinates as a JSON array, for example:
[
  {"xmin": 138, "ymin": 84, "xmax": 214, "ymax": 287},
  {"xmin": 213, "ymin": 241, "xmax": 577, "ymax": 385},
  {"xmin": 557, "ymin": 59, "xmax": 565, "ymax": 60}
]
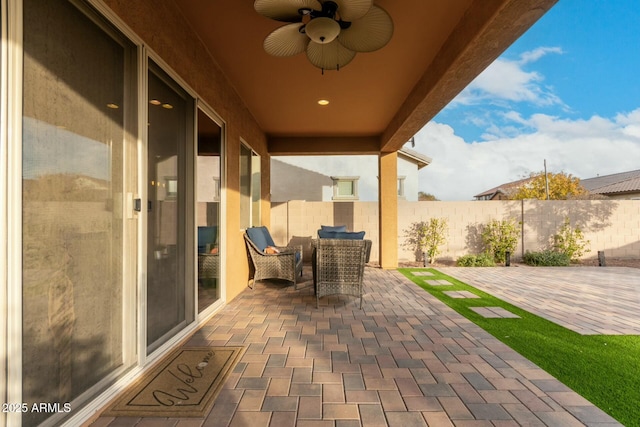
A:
[
  {"xmin": 146, "ymin": 62, "xmax": 195, "ymax": 351},
  {"xmin": 21, "ymin": 0, "xmax": 136, "ymax": 424}
]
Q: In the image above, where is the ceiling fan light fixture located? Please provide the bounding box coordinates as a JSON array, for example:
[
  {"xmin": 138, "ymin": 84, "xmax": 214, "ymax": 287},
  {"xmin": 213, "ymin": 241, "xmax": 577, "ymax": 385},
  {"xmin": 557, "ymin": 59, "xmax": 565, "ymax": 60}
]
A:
[
  {"xmin": 255, "ymin": 0, "xmax": 393, "ymax": 72},
  {"xmin": 304, "ymin": 17, "xmax": 340, "ymax": 44}
]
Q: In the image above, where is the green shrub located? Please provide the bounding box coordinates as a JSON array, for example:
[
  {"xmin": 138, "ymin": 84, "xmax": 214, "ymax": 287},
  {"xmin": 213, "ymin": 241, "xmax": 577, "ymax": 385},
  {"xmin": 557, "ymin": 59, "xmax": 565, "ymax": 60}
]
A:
[
  {"xmin": 523, "ymin": 250, "xmax": 571, "ymax": 266},
  {"xmin": 421, "ymin": 218, "xmax": 448, "ymax": 264},
  {"xmin": 456, "ymin": 253, "xmax": 496, "ymax": 267},
  {"xmin": 481, "ymin": 219, "xmax": 520, "ymax": 263},
  {"xmin": 553, "ymin": 217, "xmax": 590, "ymax": 261},
  {"xmin": 456, "ymin": 255, "xmax": 476, "ymax": 267},
  {"xmin": 404, "ymin": 218, "xmax": 448, "ymax": 264}
]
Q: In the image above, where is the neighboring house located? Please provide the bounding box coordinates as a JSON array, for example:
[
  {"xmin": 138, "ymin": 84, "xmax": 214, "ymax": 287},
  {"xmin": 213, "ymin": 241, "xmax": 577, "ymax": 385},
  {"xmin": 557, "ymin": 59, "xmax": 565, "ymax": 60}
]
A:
[
  {"xmin": 474, "ymin": 177, "xmax": 534, "ymax": 200},
  {"xmin": 475, "ymin": 169, "xmax": 640, "ymax": 201},
  {"xmin": 271, "ymin": 147, "xmax": 432, "ymax": 202},
  {"xmin": 580, "ymin": 169, "xmax": 640, "ymax": 200}
]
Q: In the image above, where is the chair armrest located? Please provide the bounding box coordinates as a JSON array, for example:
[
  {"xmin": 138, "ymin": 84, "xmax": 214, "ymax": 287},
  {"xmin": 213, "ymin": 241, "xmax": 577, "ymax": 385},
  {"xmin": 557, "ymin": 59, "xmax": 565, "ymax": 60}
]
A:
[{"xmin": 276, "ymin": 245, "xmax": 302, "ymax": 254}]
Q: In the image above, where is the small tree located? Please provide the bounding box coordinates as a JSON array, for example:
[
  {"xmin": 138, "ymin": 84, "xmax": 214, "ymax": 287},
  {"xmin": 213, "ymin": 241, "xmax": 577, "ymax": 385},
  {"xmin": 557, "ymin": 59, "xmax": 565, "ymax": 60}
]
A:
[
  {"xmin": 510, "ymin": 171, "xmax": 587, "ymax": 200},
  {"xmin": 553, "ymin": 217, "xmax": 590, "ymax": 261},
  {"xmin": 418, "ymin": 192, "xmax": 439, "ymax": 201},
  {"xmin": 404, "ymin": 218, "xmax": 448, "ymax": 264},
  {"xmin": 481, "ymin": 219, "xmax": 520, "ymax": 263}
]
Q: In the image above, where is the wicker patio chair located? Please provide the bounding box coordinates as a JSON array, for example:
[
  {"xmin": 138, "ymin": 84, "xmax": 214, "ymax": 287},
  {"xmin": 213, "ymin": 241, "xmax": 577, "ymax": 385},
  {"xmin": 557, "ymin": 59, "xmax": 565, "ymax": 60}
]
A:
[
  {"xmin": 244, "ymin": 227, "xmax": 303, "ymax": 289},
  {"xmin": 198, "ymin": 226, "xmax": 219, "ymax": 287},
  {"xmin": 198, "ymin": 253, "xmax": 219, "ymax": 287},
  {"xmin": 312, "ymin": 238, "xmax": 371, "ymax": 309}
]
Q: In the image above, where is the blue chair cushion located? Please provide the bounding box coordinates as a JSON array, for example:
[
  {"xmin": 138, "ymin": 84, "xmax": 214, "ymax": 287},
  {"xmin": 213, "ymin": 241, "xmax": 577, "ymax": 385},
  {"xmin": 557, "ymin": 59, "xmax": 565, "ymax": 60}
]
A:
[
  {"xmin": 320, "ymin": 225, "xmax": 347, "ymax": 232},
  {"xmin": 246, "ymin": 226, "xmax": 276, "ymax": 252},
  {"xmin": 317, "ymin": 230, "xmax": 365, "ymax": 240},
  {"xmin": 197, "ymin": 226, "xmax": 217, "ymax": 254}
]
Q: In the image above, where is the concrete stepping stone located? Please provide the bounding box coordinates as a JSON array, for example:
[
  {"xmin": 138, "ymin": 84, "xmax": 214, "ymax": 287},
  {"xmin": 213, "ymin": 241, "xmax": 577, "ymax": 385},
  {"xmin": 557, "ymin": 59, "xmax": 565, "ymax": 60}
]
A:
[
  {"xmin": 424, "ymin": 279, "xmax": 453, "ymax": 286},
  {"xmin": 443, "ymin": 291, "xmax": 480, "ymax": 298},
  {"xmin": 470, "ymin": 307, "xmax": 520, "ymax": 318}
]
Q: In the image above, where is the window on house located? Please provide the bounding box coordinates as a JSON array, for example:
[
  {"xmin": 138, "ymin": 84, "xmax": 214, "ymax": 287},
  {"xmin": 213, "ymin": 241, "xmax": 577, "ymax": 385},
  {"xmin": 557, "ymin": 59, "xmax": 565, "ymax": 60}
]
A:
[
  {"xmin": 332, "ymin": 176, "xmax": 359, "ymax": 200},
  {"xmin": 165, "ymin": 177, "xmax": 178, "ymax": 199},
  {"xmin": 398, "ymin": 176, "xmax": 406, "ymax": 199},
  {"xmin": 211, "ymin": 177, "xmax": 221, "ymax": 201}
]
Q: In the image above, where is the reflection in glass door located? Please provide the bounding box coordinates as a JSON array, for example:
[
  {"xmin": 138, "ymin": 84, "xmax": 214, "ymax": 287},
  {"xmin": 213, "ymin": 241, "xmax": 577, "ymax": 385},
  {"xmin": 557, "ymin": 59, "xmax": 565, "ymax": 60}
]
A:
[
  {"xmin": 21, "ymin": 0, "xmax": 135, "ymax": 424},
  {"xmin": 196, "ymin": 109, "xmax": 222, "ymax": 312},
  {"xmin": 146, "ymin": 62, "xmax": 194, "ymax": 351}
]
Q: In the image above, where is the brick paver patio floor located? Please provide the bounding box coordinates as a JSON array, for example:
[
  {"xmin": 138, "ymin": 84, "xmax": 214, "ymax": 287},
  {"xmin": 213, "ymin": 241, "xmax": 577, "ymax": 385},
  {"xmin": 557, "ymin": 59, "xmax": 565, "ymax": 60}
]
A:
[
  {"xmin": 91, "ymin": 266, "xmax": 623, "ymax": 427},
  {"xmin": 441, "ymin": 266, "xmax": 640, "ymax": 335}
]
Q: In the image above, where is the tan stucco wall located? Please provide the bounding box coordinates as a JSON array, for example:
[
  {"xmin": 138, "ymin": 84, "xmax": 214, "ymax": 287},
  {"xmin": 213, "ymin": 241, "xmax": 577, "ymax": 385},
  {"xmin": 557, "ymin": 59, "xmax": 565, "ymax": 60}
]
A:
[
  {"xmin": 272, "ymin": 200, "xmax": 640, "ymax": 263},
  {"xmin": 103, "ymin": 0, "xmax": 269, "ymax": 302}
]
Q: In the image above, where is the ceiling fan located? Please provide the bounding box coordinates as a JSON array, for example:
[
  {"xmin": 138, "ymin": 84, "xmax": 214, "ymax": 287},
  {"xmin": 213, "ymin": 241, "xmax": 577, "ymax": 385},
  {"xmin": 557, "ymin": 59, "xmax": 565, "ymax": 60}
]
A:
[{"xmin": 254, "ymin": 0, "xmax": 393, "ymax": 73}]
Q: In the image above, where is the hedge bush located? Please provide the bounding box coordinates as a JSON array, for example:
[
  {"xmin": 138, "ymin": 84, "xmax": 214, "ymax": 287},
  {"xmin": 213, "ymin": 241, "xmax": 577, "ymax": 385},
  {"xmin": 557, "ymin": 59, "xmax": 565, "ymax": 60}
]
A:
[
  {"xmin": 523, "ymin": 250, "xmax": 571, "ymax": 266},
  {"xmin": 456, "ymin": 253, "xmax": 496, "ymax": 267}
]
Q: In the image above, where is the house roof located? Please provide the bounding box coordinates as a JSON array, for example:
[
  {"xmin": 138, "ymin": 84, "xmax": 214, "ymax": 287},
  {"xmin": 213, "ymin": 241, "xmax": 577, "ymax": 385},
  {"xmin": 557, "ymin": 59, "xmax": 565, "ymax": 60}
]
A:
[
  {"xmin": 398, "ymin": 148, "xmax": 432, "ymax": 170},
  {"xmin": 474, "ymin": 176, "xmax": 534, "ymax": 199},
  {"xmin": 173, "ymin": 0, "xmax": 558, "ymax": 155},
  {"xmin": 581, "ymin": 170, "xmax": 640, "ymax": 195},
  {"xmin": 476, "ymin": 170, "xmax": 640, "ymax": 200}
]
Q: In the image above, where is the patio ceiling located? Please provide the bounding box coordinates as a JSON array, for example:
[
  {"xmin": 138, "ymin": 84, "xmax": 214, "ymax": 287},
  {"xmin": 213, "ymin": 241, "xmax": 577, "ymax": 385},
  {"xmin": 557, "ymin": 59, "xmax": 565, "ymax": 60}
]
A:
[{"xmin": 174, "ymin": 0, "xmax": 558, "ymax": 154}]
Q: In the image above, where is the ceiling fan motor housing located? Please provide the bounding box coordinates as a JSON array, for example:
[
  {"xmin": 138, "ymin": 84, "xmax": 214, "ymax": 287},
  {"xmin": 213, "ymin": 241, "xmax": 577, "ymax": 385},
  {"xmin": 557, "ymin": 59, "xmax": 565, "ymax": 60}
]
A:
[
  {"xmin": 299, "ymin": 1, "xmax": 339, "ymax": 20},
  {"xmin": 256, "ymin": 0, "xmax": 393, "ymax": 71}
]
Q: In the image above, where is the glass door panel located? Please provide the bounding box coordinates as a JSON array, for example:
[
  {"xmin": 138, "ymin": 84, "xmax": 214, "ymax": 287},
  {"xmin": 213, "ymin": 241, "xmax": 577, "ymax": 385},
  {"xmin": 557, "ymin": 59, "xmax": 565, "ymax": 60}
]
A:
[
  {"xmin": 21, "ymin": 0, "xmax": 135, "ymax": 425},
  {"xmin": 196, "ymin": 109, "xmax": 222, "ymax": 312},
  {"xmin": 146, "ymin": 63, "xmax": 193, "ymax": 350}
]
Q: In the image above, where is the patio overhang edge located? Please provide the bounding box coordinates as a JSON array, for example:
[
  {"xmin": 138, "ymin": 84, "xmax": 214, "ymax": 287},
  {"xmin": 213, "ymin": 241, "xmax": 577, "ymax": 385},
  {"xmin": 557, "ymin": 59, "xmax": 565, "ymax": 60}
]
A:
[
  {"xmin": 267, "ymin": 136, "xmax": 381, "ymax": 156},
  {"xmin": 379, "ymin": 0, "xmax": 559, "ymax": 153}
]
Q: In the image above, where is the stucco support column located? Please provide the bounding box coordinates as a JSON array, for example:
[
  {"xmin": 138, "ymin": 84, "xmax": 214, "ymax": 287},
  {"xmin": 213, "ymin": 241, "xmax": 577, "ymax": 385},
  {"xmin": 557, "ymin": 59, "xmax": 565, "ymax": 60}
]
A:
[{"xmin": 378, "ymin": 152, "xmax": 398, "ymax": 269}]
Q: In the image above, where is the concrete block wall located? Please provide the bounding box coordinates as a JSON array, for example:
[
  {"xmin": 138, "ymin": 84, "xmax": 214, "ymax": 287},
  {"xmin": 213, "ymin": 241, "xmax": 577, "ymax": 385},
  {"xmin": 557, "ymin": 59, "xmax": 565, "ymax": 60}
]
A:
[
  {"xmin": 271, "ymin": 200, "xmax": 380, "ymax": 262},
  {"xmin": 520, "ymin": 200, "xmax": 640, "ymax": 260},
  {"xmin": 397, "ymin": 200, "xmax": 523, "ymax": 261},
  {"xmin": 272, "ymin": 200, "xmax": 640, "ymax": 263}
]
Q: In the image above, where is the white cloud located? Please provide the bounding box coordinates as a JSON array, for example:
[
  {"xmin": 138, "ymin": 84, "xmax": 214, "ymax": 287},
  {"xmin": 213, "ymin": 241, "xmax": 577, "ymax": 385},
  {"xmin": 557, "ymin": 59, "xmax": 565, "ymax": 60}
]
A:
[
  {"xmin": 616, "ymin": 109, "xmax": 640, "ymax": 138},
  {"xmin": 452, "ymin": 47, "xmax": 564, "ymax": 108},
  {"xmin": 518, "ymin": 47, "xmax": 564, "ymax": 65},
  {"xmin": 414, "ymin": 109, "xmax": 640, "ymax": 201}
]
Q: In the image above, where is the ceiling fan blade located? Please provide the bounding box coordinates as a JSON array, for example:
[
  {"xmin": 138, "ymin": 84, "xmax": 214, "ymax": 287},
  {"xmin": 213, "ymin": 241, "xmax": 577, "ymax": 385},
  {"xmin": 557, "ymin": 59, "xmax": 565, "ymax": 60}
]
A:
[
  {"xmin": 338, "ymin": 5, "xmax": 393, "ymax": 52},
  {"xmin": 263, "ymin": 23, "xmax": 310, "ymax": 57},
  {"xmin": 306, "ymin": 39, "xmax": 356, "ymax": 70},
  {"xmin": 254, "ymin": 0, "xmax": 321, "ymax": 22},
  {"xmin": 332, "ymin": 0, "xmax": 372, "ymax": 21}
]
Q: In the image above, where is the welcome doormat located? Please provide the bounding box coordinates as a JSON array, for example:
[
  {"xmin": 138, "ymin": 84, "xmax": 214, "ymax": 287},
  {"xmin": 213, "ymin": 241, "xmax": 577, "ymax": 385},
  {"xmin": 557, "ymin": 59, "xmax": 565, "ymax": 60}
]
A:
[{"xmin": 105, "ymin": 346, "xmax": 245, "ymax": 418}]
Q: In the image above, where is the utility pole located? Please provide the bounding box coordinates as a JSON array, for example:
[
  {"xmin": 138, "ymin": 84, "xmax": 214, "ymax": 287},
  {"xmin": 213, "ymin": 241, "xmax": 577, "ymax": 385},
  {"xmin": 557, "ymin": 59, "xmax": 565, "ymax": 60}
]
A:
[{"xmin": 544, "ymin": 159, "xmax": 550, "ymax": 200}]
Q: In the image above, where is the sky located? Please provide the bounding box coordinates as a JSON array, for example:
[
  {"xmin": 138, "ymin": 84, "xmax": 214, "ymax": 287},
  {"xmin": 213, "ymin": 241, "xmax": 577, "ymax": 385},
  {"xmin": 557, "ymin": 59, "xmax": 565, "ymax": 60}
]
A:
[{"xmin": 413, "ymin": 0, "xmax": 640, "ymax": 201}]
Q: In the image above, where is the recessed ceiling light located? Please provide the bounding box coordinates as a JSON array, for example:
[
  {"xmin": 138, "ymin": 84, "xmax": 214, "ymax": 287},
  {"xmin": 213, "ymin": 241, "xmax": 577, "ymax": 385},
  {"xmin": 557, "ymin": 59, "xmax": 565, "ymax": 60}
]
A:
[
  {"xmin": 162, "ymin": 103, "xmax": 173, "ymax": 109},
  {"xmin": 149, "ymin": 99, "xmax": 162, "ymax": 105},
  {"xmin": 106, "ymin": 103, "xmax": 119, "ymax": 109},
  {"xmin": 318, "ymin": 99, "xmax": 329, "ymax": 106}
]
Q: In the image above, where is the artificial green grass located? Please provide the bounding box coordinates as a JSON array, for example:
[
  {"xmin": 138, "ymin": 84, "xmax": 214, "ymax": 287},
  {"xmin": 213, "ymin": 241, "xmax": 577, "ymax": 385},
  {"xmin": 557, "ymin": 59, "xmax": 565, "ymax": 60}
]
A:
[{"xmin": 398, "ymin": 268, "xmax": 640, "ymax": 427}]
